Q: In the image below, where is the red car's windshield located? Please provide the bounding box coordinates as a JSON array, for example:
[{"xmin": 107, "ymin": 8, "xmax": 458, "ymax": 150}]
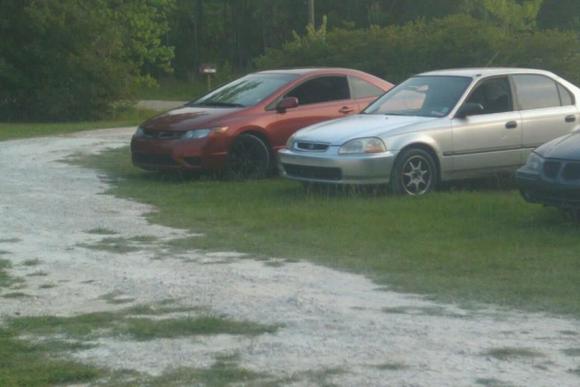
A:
[{"xmin": 190, "ymin": 73, "xmax": 298, "ymax": 108}]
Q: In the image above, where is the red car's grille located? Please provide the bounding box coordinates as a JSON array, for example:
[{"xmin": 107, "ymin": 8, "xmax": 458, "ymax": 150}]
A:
[
  {"xmin": 143, "ymin": 129, "xmax": 182, "ymax": 140},
  {"xmin": 132, "ymin": 153, "xmax": 178, "ymax": 166}
]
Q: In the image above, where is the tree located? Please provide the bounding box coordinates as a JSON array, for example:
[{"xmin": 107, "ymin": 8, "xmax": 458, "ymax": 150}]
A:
[{"xmin": 0, "ymin": 0, "xmax": 174, "ymax": 121}]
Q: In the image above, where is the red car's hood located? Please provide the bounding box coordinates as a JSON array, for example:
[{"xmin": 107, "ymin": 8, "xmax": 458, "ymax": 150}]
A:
[{"xmin": 141, "ymin": 106, "xmax": 244, "ymax": 131}]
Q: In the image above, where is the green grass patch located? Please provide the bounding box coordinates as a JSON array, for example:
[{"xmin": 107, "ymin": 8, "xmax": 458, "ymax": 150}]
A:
[
  {"xmin": 0, "ymin": 328, "xmax": 103, "ymax": 387},
  {"xmin": 26, "ymin": 271, "xmax": 48, "ymax": 277},
  {"xmin": 8, "ymin": 306, "xmax": 277, "ymax": 341},
  {"xmin": 22, "ymin": 259, "xmax": 40, "ymax": 267},
  {"xmin": 86, "ymin": 227, "xmax": 118, "ymax": 235},
  {"xmin": 562, "ymin": 348, "xmax": 580, "ymax": 357},
  {"xmin": 475, "ymin": 378, "xmax": 513, "ymax": 387},
  {"xmin": 484, "ymin": 347, "xmax": 544, "ymax": 360},
  {"xmin": 0, "ymin": 259, "xmax": 13, "ymax": 288},
  {"xmin": 2, "ymin": 292, "xmax": 31, "ymax": 299},
  {"xmin": 77, "ymin": 237, "xmax": 140, "ymax": 254},
  {"xmin": 0, "ymin": 108, "xmax": 156, "ymax": 142},
  {"xmin": 81, "ymin": 146, "xmax": 580, "ymax": 316},
  {"xmin": 0, "ymin": 259, "xmax": 23, "ymax": 289},
  {"xmin": 128, "ymin": 354, "xmax": 276, "ymax": 386}
]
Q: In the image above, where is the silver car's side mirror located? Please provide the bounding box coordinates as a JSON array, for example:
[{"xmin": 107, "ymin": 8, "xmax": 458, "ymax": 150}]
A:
[{"xmin": 456, "ymin": 102, "xmax": 484, "ymax": 118}]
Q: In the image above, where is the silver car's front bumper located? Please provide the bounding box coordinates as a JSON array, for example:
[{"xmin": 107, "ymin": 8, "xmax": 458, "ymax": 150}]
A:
[{"xmin": 278, "ymin": 147, "xmax": 397, "ymax": 185}]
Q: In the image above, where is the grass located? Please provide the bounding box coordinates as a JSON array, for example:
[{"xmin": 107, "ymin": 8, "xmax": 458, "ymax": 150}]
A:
[
  {"xmin": 77, "ymin": 237, "xmax": 141, "ymax": 254},
  {"xmin": 484, "ymin": 347, "xmax": 544, "ymax": 360},
  {"xmin": 0, "ymin": 259, "xmax": 24, "ymax": 290},
  {"xmin": 0, "ymin": 108, "xmax": 156, "ymax": 142},
  {"xmin": 0, "ymin": 300, "xmax": 277, "ymax": 385},
  {"xmin": 86, "ymin": 227, "xmax": 118, "ymax": 235},
  {"xmin": 0, "ymin": 259, "xmax": 13, "ymax": 288},
  {"xmin": 8, "ymin": 306, "xmax": 277, "ymax": 341},
  {"xmin": 0, "ymin": 328, "xmax": 103, "ymax": 387},
  {"xmin": 125, "ymin": 354, "xmax": 276, "ymax": 387},
  {"xmin": 79, "ymin": 146, "xmax": 580, "ymax": 317}
]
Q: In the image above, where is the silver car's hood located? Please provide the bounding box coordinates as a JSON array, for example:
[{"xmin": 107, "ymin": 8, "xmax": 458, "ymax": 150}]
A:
[{"xmin": 294, "ymin": 114, "xmax": 437, "ymax": 145}]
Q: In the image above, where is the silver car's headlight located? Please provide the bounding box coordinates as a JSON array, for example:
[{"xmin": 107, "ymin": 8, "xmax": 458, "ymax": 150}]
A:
[
  {"xmin": 339, "ymin": 137, "xmax": 386, "ymax": 155},
  {"xmin": 525, "ymin": 152, "xmax": 543, "ymax": 172},
  {"xmin": 286, "ymin": 134, "xmax": 296, "ymax": 149},
  {"xmin": 182, "ymin": 127, "xmax": 228, "ymax": 140},
  {"xmin": 134, "ymin": 127, "xmax": 145, "ymax": 137}
]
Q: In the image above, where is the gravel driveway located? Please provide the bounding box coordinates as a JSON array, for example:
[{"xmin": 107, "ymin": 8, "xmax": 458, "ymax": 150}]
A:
[{"xmin": 0, "ymin": 128, "xmax": 579, "ymax": 386}]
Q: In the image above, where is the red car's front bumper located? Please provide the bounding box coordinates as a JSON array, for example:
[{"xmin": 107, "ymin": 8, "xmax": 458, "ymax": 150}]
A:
[{"xmin": 130, "ymin": 136, "xmax": 227, "ymax": 172}]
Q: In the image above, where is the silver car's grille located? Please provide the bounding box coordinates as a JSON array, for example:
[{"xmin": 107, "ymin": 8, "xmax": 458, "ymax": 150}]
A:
[
  {"xmin": 283, "ymin": 163, "xmax": 342, "ymax": 180},
  {"xmin": 295, "ymin": 141, "xmax": 329, "ymax": 152}
]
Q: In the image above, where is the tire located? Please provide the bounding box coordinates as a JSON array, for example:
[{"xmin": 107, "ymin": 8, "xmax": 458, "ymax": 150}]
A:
[
  {"xmin": 390, "ymin": 148, "xmax": 438, "ymax": 196},
  {"xmin": 225, "ymin": 134, "xmax": 271, "ymax": 180}
]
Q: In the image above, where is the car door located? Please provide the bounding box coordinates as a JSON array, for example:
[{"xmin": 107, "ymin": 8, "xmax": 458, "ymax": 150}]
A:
[
  {"xmin": 513, "ymin": 74, "xmax": 579, "ymax": 160},
  {"xmin": 266, "ymin": 75, "xmax": 357, "ymax": 151},
  {"xmin": 450, "ymin": 76, "xmax": 523, "ymax": 174}
]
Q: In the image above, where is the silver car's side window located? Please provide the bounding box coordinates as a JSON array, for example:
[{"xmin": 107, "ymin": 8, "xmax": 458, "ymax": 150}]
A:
[
  {"xmin": 464, "ymin": 77, "xmax": 513, "ymax": 115},
  {"xmin": 513, "ymin": 74, "xmax": 561, "ymax": 110},
  {"xmin": 557, "ymin": 83, "xmax": 574, "ymax": 106}
]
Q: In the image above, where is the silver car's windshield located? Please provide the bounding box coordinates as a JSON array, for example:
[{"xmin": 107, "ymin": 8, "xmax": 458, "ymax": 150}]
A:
[
  {"xmin": 364, "ymin": 76, "xmax": 472, "ymax": 117},
  {"xmin": 189, "ymin": 73, "xmax": 298, "ymax": 108}
]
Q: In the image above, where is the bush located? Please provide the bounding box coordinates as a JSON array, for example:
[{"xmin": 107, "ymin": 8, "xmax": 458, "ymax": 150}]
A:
[
  {"xmin": 0, "ymin": 0, "xmax": 174, "ymax": 121},
  {"xmin": 256, "ymin": 14, "xmax": 580, "ymax": 85}
]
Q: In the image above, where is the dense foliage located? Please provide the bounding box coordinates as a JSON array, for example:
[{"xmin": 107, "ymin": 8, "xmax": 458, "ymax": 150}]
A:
[
  {"xmin": 0, "ymin": 0, "xmax": 174, "ymax": 121},
  {"xmin": 169, "ymin": 0, "xmax": 580, "ymax": 78},
  {"xmin": 1, "ymin": 0, "xmax": 579, "ymax": 121},
  {"xmin": 256, "ymin": 14, "xmax": 580, "ymax": 84}
]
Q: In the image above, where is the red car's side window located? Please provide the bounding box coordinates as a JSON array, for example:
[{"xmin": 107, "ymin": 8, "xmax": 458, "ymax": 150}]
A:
[{"xmin": 286, "ymin": 76, "xmax": 350, "ymax": 106}]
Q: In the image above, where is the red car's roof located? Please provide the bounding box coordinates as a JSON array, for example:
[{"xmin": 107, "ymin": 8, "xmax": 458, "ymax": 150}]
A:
[{"xmin": 256, "ymin": 68, "xmax": 374, "ymax": 76}]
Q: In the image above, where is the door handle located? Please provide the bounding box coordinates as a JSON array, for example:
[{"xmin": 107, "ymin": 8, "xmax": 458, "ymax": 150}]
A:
[
  {"xmin": 505, "ymin": 121, "xmax": 518, "ymax": 129},
  {"xmin": 565, "ymin": 115, "xmax": 576, "ymax": 123},
  {"xmin": 339, "ymin": 106, "xmax": 354, "ymax": 114}
]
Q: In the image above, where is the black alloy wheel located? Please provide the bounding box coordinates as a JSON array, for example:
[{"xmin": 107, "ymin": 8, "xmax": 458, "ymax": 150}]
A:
[
  {"xmin": 225, "ymin": 134, "xmax": 271, "ymax": 180},
  {"xmin": 391, "ymin": 148, "xmax": 438, "ymax": 196}
]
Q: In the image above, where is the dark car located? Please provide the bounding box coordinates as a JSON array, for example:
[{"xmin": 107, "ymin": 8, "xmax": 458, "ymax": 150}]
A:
[
  {"xmin": 131, "ymin": 68, "xmax": 393, "ymax": 178},
  {"xmin": 517, "ymin": 131, "xmax": 580, "ymax": 219}
]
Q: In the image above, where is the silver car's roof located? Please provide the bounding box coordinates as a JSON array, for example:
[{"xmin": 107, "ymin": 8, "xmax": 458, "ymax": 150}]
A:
[{"xmin": 419, "ymin": 67, "xmax": 557, "ymax": 79}]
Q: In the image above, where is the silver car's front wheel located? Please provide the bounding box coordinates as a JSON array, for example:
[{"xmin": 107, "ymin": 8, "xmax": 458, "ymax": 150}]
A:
[{"xmin": 391, "ymin": 148, "xmax": 438, "ymax": 196}]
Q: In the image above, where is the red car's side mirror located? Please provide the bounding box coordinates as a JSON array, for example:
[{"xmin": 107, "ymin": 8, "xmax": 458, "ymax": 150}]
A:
[{"xmin": 276, "ymin": 97, "xmax": 299, "ymax": 113}]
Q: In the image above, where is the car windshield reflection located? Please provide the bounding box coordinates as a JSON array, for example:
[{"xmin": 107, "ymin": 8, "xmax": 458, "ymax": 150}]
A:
[
  {"xmin": 189, "ymin": 74, "xmax": 298, "ymax": 108},
  {"xmin": 364, "ymin": 76, "xmax": 472, "ymax": 118}
]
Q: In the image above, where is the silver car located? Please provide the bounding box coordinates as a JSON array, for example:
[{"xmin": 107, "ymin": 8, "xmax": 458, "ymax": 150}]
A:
[{"xmin": 279, "ymin": 68, "xmax": 580, "ymax": 195}]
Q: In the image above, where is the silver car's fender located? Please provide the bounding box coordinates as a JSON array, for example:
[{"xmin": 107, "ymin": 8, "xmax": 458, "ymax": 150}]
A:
[{"xmin": 381, "ymin": 128, "xmax": 453, "ymax": 181}]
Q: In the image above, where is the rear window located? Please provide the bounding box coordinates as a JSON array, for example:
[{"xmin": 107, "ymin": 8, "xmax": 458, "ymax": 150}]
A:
[{"xmin": 513, "ymin": 74, "xmax": 561, "ymax": 110}]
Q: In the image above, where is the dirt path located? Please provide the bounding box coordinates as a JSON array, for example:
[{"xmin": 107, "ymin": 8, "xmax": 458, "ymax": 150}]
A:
[{"xmin": 1, "ymin": 128, "xmax": 579, "ymax": 386}]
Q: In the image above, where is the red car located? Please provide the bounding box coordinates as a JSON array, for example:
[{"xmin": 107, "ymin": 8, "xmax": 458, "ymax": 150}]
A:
[{"xmin": 131, "ymin": 68, "xmax": 393, "ymax": 178}]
